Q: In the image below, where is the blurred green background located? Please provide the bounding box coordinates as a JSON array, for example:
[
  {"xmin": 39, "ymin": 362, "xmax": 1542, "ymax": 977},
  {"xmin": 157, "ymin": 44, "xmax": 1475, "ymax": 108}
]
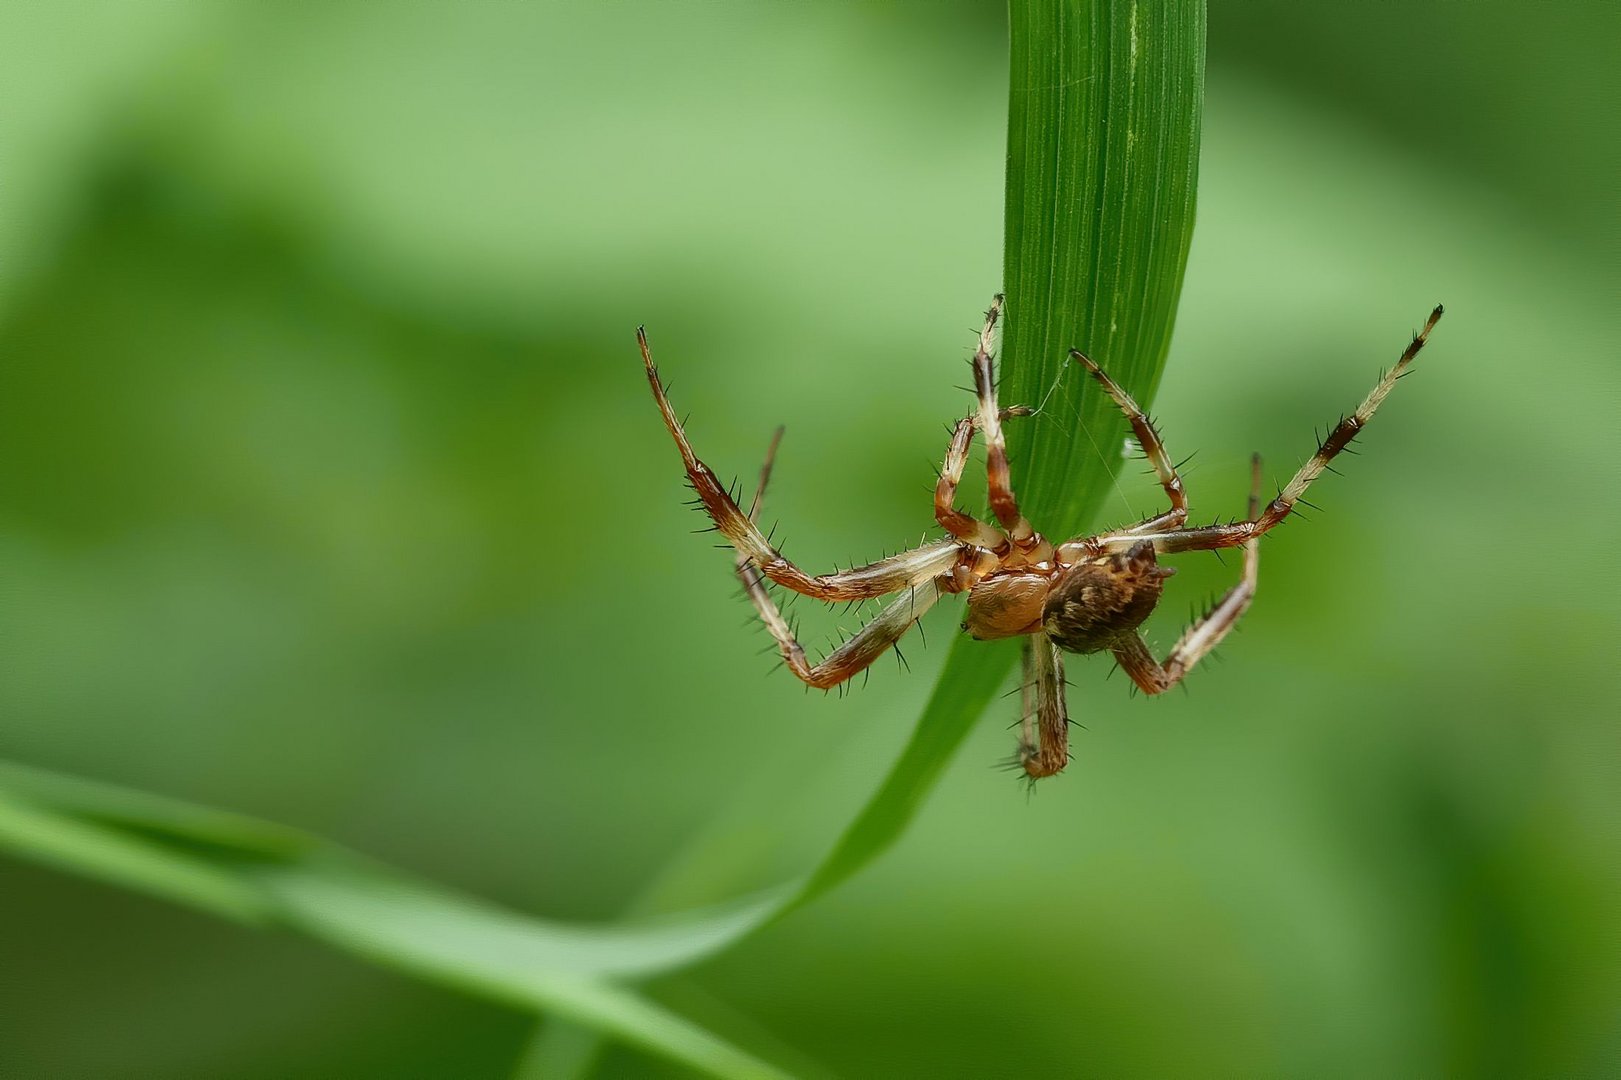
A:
[{"xmin": 2, "ymin": 2, "xmax": 1617, "ymax": 1076}]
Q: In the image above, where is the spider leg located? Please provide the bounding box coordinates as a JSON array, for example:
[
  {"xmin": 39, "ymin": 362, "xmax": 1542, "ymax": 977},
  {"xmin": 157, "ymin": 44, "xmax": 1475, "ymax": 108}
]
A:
[
  {"xmin": 739, "ymin": 563, "xmax": 945, "ymax": 690},
  {"xmin": 1110, "ymin": 455, "xmax": 1263, "ymax": 694},
  {"xmin": 1064, "ymin": 306, "xmax": 1444, "ymax": 560},
  {"xmin": 972, "ymin": 295, "xmax": 1047, "ymax": 558},
  {"xmin": 1016, "ymin": 634, "xmax": 1070, "ymax": 779},
  {"xmin": 745, "ymin": 571, "xmax": 944, "ymax": 690},
  {"xmin": 1069, "ymin": 348, "xmax": 1188, "ymax": 531},
  {"xmin": 733, "ymin": 427, "xmax": 946, "ymax": 689},
  {"xmin": 640, "ymin": 328, "xmax": 965, "ymax": 599},
  {"xmin": 936, "ymin": 415, "xmax": 1012, "ymax": 549},
  {"xmin": 1251, "ymin": 304, "xmax": 1444, "ymax": 533}
]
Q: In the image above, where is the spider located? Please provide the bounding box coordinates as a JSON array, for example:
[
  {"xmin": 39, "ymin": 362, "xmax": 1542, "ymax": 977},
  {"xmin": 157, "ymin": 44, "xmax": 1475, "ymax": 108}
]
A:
[{"xmin": 639, "ymin": 296, "xmax": 1443, "ymax": 780}]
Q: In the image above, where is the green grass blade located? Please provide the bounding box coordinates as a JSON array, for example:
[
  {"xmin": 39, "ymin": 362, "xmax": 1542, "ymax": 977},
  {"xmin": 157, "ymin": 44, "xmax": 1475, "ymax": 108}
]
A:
[
  {"xmin": 0, "ymin": 792, "xmax": 274, "ymax": 925},
  {"xmin": 797, "ymin": 0, "xmax": 1204, "ymax": 911},
  {"xmin": 1002, "ymin": 0, "xmax": 1205, "ymax": 539},
  {"xmin": 0, "ymin": 757, "xmax": 787, "ymax": 978},
  {"xmin": 256, "ymin": 862, "xmax": 792, "ymax": 1080},
  {"xmin": 0, "ymin": 759, "xmax": 317, "ymax": 861},
  {"xmin": 0, "ymin": 762, "xmax": 789, "ymax": 1079}
]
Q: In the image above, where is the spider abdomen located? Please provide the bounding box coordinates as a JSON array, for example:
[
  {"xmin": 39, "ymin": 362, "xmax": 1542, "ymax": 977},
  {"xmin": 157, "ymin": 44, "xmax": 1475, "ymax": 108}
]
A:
[{"xmin": 1042, "ymin": 541, "xmax": 1174, "ymax": 654}]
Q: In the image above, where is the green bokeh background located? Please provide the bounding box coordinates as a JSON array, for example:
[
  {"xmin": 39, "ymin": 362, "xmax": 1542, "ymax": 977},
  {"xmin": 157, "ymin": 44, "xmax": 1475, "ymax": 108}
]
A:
[{"xmin": 2, "ymin": 3, "xmax": 1617, "ymax": 1076}]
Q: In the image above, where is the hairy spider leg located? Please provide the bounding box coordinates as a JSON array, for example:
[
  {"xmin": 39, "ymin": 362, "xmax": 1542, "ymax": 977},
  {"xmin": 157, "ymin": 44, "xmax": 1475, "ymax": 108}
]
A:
[
  {"xmin": 741, "ymin": 567, "xmax": 946, "ymax": 690},
  {"xmin": 935, "ymin": 398, "xmax": 1037, "ymax": 550},
  {"xmin": 640, "ymin": 327, "xmax": 963, "ymax": 599},
  {"xmin": 1111, "ymin": 454, "xmax": 1263, "ymax": 695},
  {"xmin": 1018, "ymin": 633, "xmax": 1071, "ymax": 779},
  {"xmin": 1062, "ymin": 305, "xmax": 1444, "ymax": 561},
  {"xmin": 971, "ymin": 296, "xmax": 1052, "ymax": 562},
  {"xmin": 1251, "ymin": 304, "xmax": 1445, "ymax": 532},
  {"xmin": 936, "ymin": 414, "xmax": 1015, "ymax": 550},
  {"xmin": 1069, "ymin": 348, "xmax": 1189, "ymax": 534},
  {"xmin": 734, "ymin": 429, "xmax": 945, "ymax": 689}
]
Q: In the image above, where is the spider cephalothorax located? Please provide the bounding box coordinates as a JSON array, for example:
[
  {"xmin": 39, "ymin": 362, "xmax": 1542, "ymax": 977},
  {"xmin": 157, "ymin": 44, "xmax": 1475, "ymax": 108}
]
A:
[{"xmin": 640, "ymin": 296, "xmax": 1442, "ymax": 780}]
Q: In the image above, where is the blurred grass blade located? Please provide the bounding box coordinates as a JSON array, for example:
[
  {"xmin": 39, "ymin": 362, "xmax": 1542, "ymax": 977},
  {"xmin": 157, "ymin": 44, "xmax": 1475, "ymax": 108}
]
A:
[
  {"xmin": 0, "ymin": 758, "xmax": 318, "ymax": 860},
  {"xmin": 254, "ymin": 863, "xmax": 792, "ymax": 1080},
  {"xmin": 0, "ymin": 758, "xmax": 786, "ymax": 977},
  {"xmin": 259, "ymin": 862, "xmax": 794, "ymax": 981},
  {"xmin": 0, "ymin": 792, "xmax": 273, "ymax": 925},
  {"xmin": 0, "ymin": 761, "xmax": 788, "ymax": 1079}
]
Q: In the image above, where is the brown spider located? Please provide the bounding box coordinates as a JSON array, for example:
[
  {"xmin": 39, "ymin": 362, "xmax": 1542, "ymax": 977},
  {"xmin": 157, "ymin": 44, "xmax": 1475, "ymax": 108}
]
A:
[{"xmin": 639, "ymin": 297, "xmax": 1443, "ymax": 780}]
